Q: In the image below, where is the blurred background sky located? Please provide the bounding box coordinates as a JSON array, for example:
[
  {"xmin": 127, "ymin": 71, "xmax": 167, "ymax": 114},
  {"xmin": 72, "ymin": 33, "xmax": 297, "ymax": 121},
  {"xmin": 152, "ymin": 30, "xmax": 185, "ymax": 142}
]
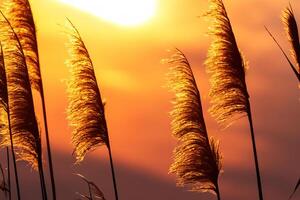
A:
[{"xmin": 0, "ymin": 0, "xmax": 299, "ymax": 199}]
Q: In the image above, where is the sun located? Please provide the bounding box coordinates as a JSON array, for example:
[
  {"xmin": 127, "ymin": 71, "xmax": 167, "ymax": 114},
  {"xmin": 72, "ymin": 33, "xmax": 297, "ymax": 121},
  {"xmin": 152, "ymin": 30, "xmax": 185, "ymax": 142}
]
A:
[{"xmin": 60, "ymin": 0, "xmax": 157, "ymax": 26}]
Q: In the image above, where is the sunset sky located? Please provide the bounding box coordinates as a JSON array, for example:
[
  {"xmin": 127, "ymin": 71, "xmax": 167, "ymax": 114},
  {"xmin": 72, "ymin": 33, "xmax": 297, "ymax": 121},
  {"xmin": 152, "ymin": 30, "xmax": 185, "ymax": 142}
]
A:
[{"xmin": 0, "ymin": 0, "xmax": 299, "ymax": 199}]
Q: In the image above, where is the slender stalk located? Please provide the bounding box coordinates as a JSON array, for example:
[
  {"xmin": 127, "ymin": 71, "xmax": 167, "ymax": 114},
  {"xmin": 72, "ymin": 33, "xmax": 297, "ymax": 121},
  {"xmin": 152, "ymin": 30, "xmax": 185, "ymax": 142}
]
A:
[
  {"xmin": 103, "ymin": 97, "xmax": 118, "ymax": 200},
  {"xmin": 265, "ymin": 27, "xmax": 300, "ymax": 82},
  {"xmin": 88, "ymin": 183, "xmax": 93, "ymax": 200},
  {"xmin": 7, "ymin": 106, "xmax": 21, "ymax": 200},
  {"xmin": 35, "ymin": 18, "xmax": 56, "ymax": 198},
  {"xmin": 107, "ymin": 144, "xmax": 119, "ymax": 200},
  {"xmin": 6, "ymin": 147, "xmax": 11, "ymax": 200},
  {"xmin": 215, "ymin": 183, "xmax": 221, "ymax": 200},
  {"xmin": 37, "ymin": 156, "xmax": 47, "ymax": 200},
  {"xmin": 247, "ymin": 104, "xmax": 263, "ymax": 200},
  {"xmin": 40, "ymin": 85, "xmax": 56, "ymax": 200}
]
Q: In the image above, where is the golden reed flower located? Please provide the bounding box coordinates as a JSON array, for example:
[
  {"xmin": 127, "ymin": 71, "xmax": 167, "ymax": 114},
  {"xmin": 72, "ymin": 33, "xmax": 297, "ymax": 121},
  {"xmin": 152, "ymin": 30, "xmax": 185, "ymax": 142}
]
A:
[
  {"xmin": 2, "ymin": 0, "xmax": 42, "ymax": 91},
  {"xmin": 0, "ymin": 12, "xmax": 41, "ymax": 170},
  {"xmin": 65, "ymin": 19, "xmax": 109, "ymax": 162},
  {"xmin": 205, "ymin": 0, "xmax": 250, "ymax": 127},
  {"xmin": 282, "ymin": 5, "xmax": 300, "ymax": 74},
  {"xmin": 166, "ymin": 49, "xmax": 221, "ymax": 196},
  {"xmin": 2, "ymin": 1, "xmax": 57, "ymax": 198},
  {"xmin": 205, "ymin": 1, "xmax": 264, "ymax": 199}
]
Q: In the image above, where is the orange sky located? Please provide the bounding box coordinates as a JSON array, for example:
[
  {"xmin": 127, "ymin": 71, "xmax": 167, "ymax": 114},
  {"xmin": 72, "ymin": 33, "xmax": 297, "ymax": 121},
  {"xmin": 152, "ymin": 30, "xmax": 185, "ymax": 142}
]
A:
[{"xmin": 1, "ymin": 0, "xmax": 299, "ymax": 199}]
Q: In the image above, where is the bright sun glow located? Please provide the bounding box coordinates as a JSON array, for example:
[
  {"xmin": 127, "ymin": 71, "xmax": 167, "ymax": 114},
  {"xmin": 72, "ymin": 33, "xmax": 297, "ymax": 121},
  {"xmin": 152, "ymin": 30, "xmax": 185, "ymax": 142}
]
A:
[{"xmin": 60, "ymin": 0, "xmax": 157, "ymax": 26}]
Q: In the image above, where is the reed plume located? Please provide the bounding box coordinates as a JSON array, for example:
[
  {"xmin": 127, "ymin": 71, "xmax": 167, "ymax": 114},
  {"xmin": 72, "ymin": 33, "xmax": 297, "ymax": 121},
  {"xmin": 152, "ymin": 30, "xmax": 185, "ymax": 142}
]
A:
[
  {"xmin": 282, "ymin": 5, "xmax": 300, "ymax": 74},
  {"xmin": 65, "ymin": 19, "xmax": 118, "ymax": 200},
  {"xmin": 1, "ymin": 1, "xmax": 57, "ymax": 198},
  {"xmin": 76, "ymin": 174, "xmax": 106, "ymax": 200},
  {"xmin": 1, "ymin": 0, "xmax": 41, "ymax": 91},
  {"xmin": 205, "ymin": 0, "xmax": 263, "ymax": 199},
  {"xmin": 0, "ymin": 11, "xmax": 40, "ymax": 171},
  {"xmin": 65, "ymin": 19, "xmax": 109, "ymax": 161},
  {"xmin": 205, "ymin": 0, "xmax": 249, "ymax": 125},
  {"xmin": 166, "ymin": 49, "xmax": 222, "ymax": 199},
  {"xmin": 0, "ymin": 12, "xmax": 47, "ymax": 199},
  {"xmin": 0, "ymin": 43, "xmax": 20, "ymax": 200}
]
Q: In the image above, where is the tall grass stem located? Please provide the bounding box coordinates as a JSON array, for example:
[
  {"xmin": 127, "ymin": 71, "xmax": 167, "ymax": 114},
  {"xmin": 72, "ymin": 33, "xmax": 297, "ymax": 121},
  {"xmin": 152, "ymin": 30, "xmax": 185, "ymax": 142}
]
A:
[
  {"xmin": 107, "ymin": 144, "xmax": 119, "ymax": 200},
  {"xmin": 7, "ymin": 102, "xmax": 20, "ymax": 200},
  {"xmin": 6, "ymin": 147, "xmax": 11, "ymax": 200},
  {"xmin": 247, "ymin": 105, "xmax": 263, "ymax": 200}
]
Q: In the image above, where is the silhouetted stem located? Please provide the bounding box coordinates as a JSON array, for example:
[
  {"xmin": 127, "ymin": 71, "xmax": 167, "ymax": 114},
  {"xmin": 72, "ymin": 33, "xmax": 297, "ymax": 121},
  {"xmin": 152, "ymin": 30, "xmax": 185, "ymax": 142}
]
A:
[
  {"xmin": 289, "ymin": 178, "xmax": 300, "ymax": 199},
  {"xmin": 88, "ymin": 183, "xmax": 93, "ymax": 200},
  {"xmin": 7, "ymin": 107, "xmax": 21, "ymax": 200},
  {"xmin": 40, "ymin": 86, "xmax": 56, "ymax": 200},
  {"xmin": 37, "ymin": 155, "xmax": 47, "ymax": 200},
  {"xmin": 107, "ymin": 144, "xmax": 119, "ymax": 200},
  {"xmin": 247, "ymin": 104, "xmax": 264, "ymax": 200},
  {"xmin": 215, "ymin": 183, "xmax": 221, "ymax": 200},
  {"xmin": 6, "ymin": 147, "xmax": 11, "ymax": 200},
  {"xmin": 265, "ymin": 27, "xmax": 300, "ymax": 82}
]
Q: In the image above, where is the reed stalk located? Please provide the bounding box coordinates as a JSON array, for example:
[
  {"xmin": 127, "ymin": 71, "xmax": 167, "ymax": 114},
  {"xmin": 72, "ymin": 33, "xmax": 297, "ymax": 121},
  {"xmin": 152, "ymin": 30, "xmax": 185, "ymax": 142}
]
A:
[
  {"xmin": 107, "ymin": 143, "xmax": 119, "ymax": 200},
  {"xmin": 247, "ymin": 105, "xmax": 263, "ymax": 200},
  {"xmin": 76, "ymin": 173, "xmax": 106, "ymax": 200},
  {"xmin": 6, "ymin": 109, "xmax": 20, "ymax": 200},
  {"xmin": 5, "ymin": 148, "xmax": 10, "ymax": 200}
]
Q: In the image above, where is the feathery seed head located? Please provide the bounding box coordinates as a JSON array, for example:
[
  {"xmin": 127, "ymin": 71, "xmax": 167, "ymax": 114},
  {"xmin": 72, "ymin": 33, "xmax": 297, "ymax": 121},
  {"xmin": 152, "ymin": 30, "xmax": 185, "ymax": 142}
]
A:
[
  {"xmin": 65, "ymin": 20, "xmax": 109, "ymax": 162},
  {"xmin": 205, "ymin": 0, "xmax": 250, "ymax": 127},
  {"xmin": 2, "ymin": 0, "xmax": 42, "ymax": 92},
  {"xmin": 0, "ymin": 12, "xmax": 41, "ymax": 169},
  {"xmin": 166, "ymin": 49, "xmax": 221, "ymax": 195},
  {"xmin": 282, "ymin": 5, "xmax": 300, "ymax": 73}
]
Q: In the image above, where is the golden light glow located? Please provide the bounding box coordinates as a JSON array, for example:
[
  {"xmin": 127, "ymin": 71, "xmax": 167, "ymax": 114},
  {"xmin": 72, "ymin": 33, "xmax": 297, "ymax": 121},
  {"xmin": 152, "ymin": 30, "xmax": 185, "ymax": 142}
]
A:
[{"xmin": 60, "ymin": 0, "xmax": 157, "ymax": 26}]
